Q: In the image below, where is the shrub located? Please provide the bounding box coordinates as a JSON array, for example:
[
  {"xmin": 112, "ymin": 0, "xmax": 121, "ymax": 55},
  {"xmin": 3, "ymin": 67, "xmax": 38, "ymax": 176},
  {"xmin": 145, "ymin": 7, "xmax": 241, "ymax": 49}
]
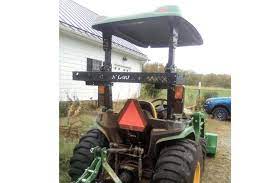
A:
[
  {"xmin": 59, "ymin": 101, "xmax": 98, "ymax": 117},
  {"xmin": 203, "ymin": 91, "xmax": 219, "ymax": 100},
  {"xmin": 142, "ymin": 63, "xmax": 164, "ymax": 99},
  {"xmin": 143, "ymin": 84, "xmax": 162, "ymax": 98},
  {"xmin": 59, "ymin": 101, "xmax": 70, "ymax": 117},
  {"xmin": 78, "ymin": 101, "xmax": 97, "ymax": 113}
]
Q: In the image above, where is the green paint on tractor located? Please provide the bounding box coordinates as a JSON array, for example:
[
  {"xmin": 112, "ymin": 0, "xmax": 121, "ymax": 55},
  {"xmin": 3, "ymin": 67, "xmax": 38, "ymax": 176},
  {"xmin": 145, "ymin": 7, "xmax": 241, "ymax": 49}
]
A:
[{"xmin": 206, "ymin": 132, "xmax": 218, "ymax": 155}]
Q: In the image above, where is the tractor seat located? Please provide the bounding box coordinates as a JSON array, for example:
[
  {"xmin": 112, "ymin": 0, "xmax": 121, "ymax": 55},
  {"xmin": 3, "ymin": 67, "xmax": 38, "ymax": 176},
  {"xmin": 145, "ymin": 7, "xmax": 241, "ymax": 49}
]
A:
[{"xmin": 138, "ymin": 100, "xmax": 157, "ymax": 118}]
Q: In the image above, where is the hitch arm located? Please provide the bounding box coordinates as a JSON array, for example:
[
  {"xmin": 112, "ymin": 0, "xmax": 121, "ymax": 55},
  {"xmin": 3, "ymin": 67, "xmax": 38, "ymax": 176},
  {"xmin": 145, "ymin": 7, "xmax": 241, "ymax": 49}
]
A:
[{"xmin": 75, "ymin": 147, "xmax": 122, "ymax": 183}]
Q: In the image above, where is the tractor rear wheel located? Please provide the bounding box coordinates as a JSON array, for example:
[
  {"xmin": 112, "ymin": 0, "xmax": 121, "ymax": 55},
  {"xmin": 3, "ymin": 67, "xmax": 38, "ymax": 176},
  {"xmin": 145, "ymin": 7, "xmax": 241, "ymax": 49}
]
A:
[
  {"xmin": 153, "ymin": 139, "xmax": 203, "ymax": 183},
  {"xmin": 68, "ymin": 129, "xmax": 108, "ymax": 181},
  {"xmin": 199, "ymin": 138, "xmax": 207, "ymax": 171}
]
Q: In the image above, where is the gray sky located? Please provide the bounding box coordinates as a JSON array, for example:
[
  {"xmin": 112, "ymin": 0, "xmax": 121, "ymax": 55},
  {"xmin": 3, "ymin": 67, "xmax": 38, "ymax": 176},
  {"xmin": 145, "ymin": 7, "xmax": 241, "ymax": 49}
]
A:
[{"xmin": 74, "ymin": 0, "xmax": 232, "ymax": 74}]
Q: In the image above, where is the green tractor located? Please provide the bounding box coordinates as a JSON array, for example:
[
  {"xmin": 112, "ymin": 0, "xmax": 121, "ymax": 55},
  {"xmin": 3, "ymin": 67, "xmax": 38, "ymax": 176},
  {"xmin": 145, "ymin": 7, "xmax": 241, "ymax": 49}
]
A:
[{"xmin": 69, "ymin": 5, "xmax": 217, "ymax": 183}]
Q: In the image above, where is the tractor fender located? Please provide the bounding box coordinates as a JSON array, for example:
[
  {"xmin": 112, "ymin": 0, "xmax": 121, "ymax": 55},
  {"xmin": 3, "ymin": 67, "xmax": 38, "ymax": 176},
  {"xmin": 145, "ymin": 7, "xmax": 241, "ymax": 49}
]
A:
[
  {"xmin": 154, "ymin": 126, "xmax": 196, "ymax": 156},
  {"xmin": 156, "ymin": 112, "xmax": 205, "ymax": 146},
  {"xmin": 94, "ymin": 123, "xmax": 111, "ymax": 142},
  {"xmin": 156, "ymin": 126, "xmax": 195, "ymax": 144},
  {"xmin": 93, "ymin": 111, "xmax": 123, "ymax": 144}
]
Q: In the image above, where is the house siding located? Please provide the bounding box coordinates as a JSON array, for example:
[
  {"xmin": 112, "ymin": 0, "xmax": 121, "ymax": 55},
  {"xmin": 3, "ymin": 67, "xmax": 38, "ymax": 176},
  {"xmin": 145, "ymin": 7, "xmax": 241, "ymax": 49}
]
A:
[{"xmin": 59, "ymin": 30, "xmax": 143, "ymax": 101}]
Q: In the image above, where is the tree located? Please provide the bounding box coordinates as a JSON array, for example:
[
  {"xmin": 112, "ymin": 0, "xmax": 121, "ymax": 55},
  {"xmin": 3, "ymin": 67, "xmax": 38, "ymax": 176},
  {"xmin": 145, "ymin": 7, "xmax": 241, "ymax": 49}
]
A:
[
  {"xmin": 141, "ymin": 63, "xmax": 165, "ymax": 98},
  {"xmin": 143, "ymin": 63, "xmax": 231, "ymax": 89}
]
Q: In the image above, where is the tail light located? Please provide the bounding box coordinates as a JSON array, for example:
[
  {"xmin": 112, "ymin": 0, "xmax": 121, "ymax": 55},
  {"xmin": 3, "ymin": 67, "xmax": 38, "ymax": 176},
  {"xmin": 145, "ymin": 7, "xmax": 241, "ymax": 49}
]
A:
[
  {"xmin": 98, "ymin": 85, "xmax": 105, "ymax": 94},
  {"xmin": 175, "ymin": 85, "xmax": 184, "ymax": 99},
  {"xmin": 118, "ymin": 99, "xmax": 147, "ymax": 132},
  {"xmin": 174, "ymin": 85, "xmax": 185, "ymax": 113}
]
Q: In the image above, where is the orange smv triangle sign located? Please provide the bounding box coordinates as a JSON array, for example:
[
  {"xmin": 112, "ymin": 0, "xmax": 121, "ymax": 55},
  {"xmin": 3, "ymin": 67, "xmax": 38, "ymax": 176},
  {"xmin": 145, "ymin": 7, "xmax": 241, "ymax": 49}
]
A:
[{"xmin": 118, "ymin": 99, "xmax": 147, "ymax": 132}]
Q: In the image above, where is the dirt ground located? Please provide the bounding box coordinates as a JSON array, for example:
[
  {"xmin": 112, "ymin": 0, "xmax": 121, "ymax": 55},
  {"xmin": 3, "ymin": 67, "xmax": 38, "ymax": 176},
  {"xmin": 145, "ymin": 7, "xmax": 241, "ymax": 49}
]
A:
[{"xmin": 202, "ymin": 119, "xmax": 231, "ymax": 183}]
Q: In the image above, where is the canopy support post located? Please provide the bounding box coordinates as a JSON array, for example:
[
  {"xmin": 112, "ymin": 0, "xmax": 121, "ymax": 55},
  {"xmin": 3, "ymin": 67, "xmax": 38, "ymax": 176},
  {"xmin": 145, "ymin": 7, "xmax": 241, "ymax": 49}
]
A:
[
  {"xmin": 166, "ymin": 24, "xmax": 178, "ymax": 119},
  {"xmin": 100, "ymin": 33, "xmax": 113, "ymax": 110}
]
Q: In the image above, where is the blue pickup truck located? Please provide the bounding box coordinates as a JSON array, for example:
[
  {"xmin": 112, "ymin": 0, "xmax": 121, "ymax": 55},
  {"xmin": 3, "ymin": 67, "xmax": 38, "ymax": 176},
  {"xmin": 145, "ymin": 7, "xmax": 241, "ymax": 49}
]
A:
[{"xmin": 203, "ymin": 97, "xmax": 231, "ymax": 121}]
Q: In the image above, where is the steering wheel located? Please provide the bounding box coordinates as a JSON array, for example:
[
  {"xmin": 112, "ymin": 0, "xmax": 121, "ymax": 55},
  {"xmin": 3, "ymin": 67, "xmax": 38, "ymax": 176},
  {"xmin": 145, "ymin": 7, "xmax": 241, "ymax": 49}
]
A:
[
  {"xmin": 151, "ymin": 99, "xmax": 167, "ymax": 119},
  {"xmin": 151, "ymin": 99, "xmax": 167, "ymax": 111},
  {"xmin": 151, "ymin": 98, "xmax": 167, "ymax": 106}
]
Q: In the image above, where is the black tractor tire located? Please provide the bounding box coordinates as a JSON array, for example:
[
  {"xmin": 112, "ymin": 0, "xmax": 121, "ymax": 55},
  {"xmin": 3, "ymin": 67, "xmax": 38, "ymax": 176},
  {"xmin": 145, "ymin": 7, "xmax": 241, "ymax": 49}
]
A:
[
  {"xmin": 152, "ymin": 139, "xmax": 204, "ymax": 183},
  {"xmin": 199, "ymin": 138, "xmax": 207, "ymax": 171},
  {"xmin": 212, "ymin": 107, "xmax": 229, "ymax": 121},
  {"xmin": 68, "ymin": 129, "xmax": 109, "ymax": 181}
]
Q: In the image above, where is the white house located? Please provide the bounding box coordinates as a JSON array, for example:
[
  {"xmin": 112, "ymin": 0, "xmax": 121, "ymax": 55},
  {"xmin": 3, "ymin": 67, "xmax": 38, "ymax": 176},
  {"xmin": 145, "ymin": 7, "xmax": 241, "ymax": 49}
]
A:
[{"xmin": 59, "ymin": 0, "xmax": 147, "ymax": 101}]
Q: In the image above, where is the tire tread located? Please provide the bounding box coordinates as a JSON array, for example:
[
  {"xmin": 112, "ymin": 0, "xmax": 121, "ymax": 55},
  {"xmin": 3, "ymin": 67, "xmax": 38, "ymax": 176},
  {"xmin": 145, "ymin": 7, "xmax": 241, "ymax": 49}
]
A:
[{"xmin": 68, "ymin": 129, "xmax": 108, "ymax": 181}]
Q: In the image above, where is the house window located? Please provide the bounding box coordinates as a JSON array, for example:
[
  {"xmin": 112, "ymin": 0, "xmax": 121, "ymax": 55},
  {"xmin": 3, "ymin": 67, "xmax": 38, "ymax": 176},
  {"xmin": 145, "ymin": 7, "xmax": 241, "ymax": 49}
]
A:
[{"xmin": 87, "ymin": 58, "xmax": 102, "ymax": 71}]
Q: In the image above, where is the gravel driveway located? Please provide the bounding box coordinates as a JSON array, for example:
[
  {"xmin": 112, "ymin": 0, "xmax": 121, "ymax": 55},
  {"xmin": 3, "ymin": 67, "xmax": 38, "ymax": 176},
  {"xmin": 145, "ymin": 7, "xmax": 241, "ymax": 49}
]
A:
[{"xmin": 202, "ymin": 119, "xmax": 231, "ymax": 183}]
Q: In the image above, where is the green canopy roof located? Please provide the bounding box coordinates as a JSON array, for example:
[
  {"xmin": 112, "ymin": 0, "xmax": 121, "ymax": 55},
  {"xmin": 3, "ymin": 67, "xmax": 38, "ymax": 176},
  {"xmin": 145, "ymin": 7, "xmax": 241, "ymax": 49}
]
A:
[{"xmin": 92, "ymin": 6, "xmax": 203, "ymax": 48}]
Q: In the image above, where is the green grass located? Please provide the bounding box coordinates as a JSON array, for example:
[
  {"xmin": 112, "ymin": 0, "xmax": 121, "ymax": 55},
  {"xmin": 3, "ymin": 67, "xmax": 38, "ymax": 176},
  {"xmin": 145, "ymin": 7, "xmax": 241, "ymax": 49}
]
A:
[
  {"xmin": 59, "ymin": 137, "xmax": 78, "ymax": 183},
  {"xmin": 59, "ymin": 114, "xmax": 96, "ymax": 183},
  {"xmin": 60, "ymin": 114, "xmax": 95, "ymax": 133},
  {"xmin": 185, "ymin": 86, "xmax": 231, "ymax": 106},
  {"xmin": 140, "ymin": 85, "xmax": 231, "ymax": 106}
]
